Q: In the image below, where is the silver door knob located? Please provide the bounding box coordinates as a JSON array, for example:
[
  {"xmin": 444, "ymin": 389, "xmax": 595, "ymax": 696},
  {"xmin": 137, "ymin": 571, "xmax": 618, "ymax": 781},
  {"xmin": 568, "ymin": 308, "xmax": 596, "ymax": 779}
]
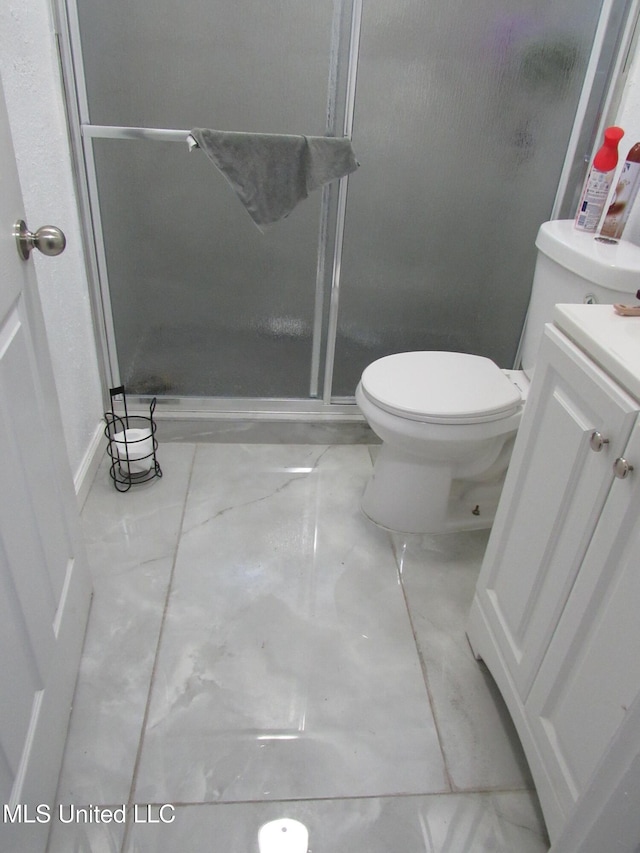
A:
[
  {"xmin": 14, "ymin": 219, "xmax": 66, "ymax": 260},
  {"xmin": 613, "ymin": 457, "xmax": 634, "ymax": 479},
  {"xmin": 590, "ymin": 431, "xmax": 610, "ymax": 452}
]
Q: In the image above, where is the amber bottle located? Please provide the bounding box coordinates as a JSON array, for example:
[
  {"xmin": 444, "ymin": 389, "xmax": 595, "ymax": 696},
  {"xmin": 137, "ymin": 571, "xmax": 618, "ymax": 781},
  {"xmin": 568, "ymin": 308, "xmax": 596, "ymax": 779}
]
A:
[{"xmin": 599, "ymin": 142, "xmax": 640, "ymax": 240}]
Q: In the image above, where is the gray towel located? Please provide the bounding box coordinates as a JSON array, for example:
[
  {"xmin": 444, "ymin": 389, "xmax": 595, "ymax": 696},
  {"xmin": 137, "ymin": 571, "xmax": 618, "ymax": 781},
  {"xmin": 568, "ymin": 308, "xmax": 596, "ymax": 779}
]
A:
[{"xmin": 190, "ymin": 129, "xmax": 359, "ymax": 229}]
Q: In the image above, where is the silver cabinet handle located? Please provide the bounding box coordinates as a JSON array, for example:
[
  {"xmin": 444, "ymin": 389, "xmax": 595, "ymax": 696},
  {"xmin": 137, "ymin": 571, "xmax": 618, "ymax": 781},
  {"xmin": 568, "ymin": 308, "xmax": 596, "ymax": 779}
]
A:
[
  {"xmin": 613, "ymin": 457, "xmax": 634, "ymax": 479},
  {"xmin": 590, "ymin": 431, "xmax": 610, "ymax": 452},
  {"xmin": 14, "ymin": 219, "xmax": 66, "ymax": 261}
]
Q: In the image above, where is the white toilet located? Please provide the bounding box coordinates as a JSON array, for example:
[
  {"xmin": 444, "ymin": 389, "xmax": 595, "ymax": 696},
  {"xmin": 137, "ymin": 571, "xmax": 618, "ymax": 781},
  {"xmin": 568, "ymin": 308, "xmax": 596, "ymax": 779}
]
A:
[{"xmin": 356, "ymin": 220, "xmax": 640, "ymax": 533}]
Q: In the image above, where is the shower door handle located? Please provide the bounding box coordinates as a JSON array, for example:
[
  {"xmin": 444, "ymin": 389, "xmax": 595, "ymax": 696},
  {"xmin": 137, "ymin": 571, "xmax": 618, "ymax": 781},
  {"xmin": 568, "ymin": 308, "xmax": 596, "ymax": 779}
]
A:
[{"xmin": 14, "ymin": 219, "xmax": 66, "ymax": 260}]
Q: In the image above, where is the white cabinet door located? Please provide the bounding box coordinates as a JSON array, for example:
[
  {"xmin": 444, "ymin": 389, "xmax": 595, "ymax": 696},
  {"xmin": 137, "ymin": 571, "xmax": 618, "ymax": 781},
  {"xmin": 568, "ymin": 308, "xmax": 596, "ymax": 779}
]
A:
[
  {"xmin": 525, "ymin": 418, "xmax": 640, "ymax": 829},
  {"xmin": 470, "ymin": 326, "xmax": 637, "ymax": 699},
  {"xmin": 0, "ymin": 80, "xmax": 92, "ymax": 851}
]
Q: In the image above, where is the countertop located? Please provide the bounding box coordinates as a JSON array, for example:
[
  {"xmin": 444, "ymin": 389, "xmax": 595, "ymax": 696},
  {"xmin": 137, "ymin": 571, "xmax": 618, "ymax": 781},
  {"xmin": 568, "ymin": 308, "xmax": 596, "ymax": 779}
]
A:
[{"xmin": 553, "ymin": 303, "xmax": 640, "ymax": 400}]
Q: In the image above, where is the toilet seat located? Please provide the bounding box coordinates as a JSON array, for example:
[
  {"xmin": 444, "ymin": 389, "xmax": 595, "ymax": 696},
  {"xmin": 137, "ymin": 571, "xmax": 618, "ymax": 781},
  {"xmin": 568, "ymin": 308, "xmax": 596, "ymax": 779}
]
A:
[{"xmin": 360, "ymin": 351, "xmax": 522, "ymax": 424}]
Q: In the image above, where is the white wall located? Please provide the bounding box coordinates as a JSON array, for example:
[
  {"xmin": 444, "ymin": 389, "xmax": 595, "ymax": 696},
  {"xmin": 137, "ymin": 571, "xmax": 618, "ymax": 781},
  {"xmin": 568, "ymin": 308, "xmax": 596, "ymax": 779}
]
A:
[{"xmin": 0, "ymin": 0, "xmax": 103, "ymax": 490}]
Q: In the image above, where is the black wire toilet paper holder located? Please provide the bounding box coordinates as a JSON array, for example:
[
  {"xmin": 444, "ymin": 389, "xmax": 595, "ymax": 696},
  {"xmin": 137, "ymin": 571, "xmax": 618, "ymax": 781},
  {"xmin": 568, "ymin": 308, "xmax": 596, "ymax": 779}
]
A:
[{"xmin": 104, "ymin": 386, "xmax": 162, "ymax": 491}]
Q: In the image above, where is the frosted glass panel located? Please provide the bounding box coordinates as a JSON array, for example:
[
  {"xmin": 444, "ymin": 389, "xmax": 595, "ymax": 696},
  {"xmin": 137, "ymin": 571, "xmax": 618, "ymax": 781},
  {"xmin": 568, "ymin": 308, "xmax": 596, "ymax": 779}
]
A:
[
  {"xmin": 77, "ymin": 0, "xmax": 338, "ymax": 398},
  {"xmin": 93, "ymin": 140, "xmax": 320, "ymax": 397},
  {"xmin": 76, "ymin": 0, "xmax": 334, "ymax": 134},
  {"xmin": 332, "ymin": 0, "xmax": 603, "ymax": 396}
]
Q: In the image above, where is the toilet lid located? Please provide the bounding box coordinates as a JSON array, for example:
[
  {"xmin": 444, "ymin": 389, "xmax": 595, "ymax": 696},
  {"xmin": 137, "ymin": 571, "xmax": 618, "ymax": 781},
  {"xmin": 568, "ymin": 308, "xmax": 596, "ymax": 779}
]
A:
[{"xmin": 360, "ymin": 351, "xmax": 522, "ymax": 424}]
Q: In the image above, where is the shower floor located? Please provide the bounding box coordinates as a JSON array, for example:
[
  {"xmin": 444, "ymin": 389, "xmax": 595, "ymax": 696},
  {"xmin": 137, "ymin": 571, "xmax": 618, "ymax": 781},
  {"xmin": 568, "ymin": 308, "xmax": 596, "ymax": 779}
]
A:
[
  {"xmin": 122, "ymin": 323, "xmax": 468, "ymax": 399},
  {"xmin": 48, "ymin": 442, "xmax": 549, "ymax": 852},
  {"xmin": 124, "ymin": 324, "xmax": 315, "ymax": 397}
]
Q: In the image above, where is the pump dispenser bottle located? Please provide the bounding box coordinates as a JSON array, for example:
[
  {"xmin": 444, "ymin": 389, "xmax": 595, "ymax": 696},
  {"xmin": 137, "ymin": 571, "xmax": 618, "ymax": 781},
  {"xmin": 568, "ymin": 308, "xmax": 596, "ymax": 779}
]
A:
[
  {"xmin": 598, "ymin": 142, "xmax": 640, "ymax": 240},
  {"xmin": 575, "ymin": 126, "xmax": 624, "ymax": 232}
]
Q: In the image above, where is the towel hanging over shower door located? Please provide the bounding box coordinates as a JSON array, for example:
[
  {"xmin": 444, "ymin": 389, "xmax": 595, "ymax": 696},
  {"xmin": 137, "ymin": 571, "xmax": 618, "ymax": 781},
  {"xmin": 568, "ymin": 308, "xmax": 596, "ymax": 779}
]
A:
[{"xmin": 189, "ymin": 128, "xmax": 359, "ymax": 229}]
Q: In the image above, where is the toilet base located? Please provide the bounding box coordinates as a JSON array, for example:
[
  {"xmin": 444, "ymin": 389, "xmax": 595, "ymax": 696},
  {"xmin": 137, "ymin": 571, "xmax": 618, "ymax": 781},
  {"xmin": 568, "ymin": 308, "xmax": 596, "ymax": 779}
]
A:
[{"xmin": 361, "ymin": 444, "xmax": 507, "ymax": 534}]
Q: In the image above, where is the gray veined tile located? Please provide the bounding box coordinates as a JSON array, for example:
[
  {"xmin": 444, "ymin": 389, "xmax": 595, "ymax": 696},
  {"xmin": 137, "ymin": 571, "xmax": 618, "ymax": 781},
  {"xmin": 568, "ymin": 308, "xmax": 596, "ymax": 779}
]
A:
[
  {"xmin": 81, "ymin": 443, "xmax": 196, "ymax": 578},
  {"xmin": 58, "ymin": 439, "xmax": 549, "ymax": 851},
  {"xmin": 134, "ymin": 444, "xmax": 447, "ymax": 803},
  {"xmin": 179, "ymin": 443, "xmax": 335, "ymax": 530},
  {"xmin": 393, "ymin": 529, "xmax": 534, "ymax": 792}
]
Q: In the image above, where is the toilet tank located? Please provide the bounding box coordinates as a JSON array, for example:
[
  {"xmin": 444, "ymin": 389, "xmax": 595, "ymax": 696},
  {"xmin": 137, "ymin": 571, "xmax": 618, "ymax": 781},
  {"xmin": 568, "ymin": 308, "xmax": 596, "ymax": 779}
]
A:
[{"xmin": 520, "ymin": 219, "xmax": 640, "ymax": 376}]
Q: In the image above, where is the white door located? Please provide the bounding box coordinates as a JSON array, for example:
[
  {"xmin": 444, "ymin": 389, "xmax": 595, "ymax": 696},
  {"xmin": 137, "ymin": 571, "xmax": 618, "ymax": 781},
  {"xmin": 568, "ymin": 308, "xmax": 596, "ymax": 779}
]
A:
[
  {"xmin": 0, "ymin": 79, "xmax": 92, "ymax": 850},
  {"xmin": 526, "ymin": 418, "xmax": 640, "ymax": 832}
]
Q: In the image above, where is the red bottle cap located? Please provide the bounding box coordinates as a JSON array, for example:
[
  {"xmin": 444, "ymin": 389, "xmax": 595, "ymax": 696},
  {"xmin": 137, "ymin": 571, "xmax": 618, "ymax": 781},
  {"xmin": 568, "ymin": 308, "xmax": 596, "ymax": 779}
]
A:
[{"xmin": 593, "ymin": 126, "xmax": 624, "ymax": 172}]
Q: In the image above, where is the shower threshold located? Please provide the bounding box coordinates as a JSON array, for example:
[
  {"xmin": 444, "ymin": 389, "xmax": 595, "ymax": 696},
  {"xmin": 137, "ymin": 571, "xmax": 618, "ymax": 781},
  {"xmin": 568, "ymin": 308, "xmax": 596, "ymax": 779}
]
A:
[{"xmin": 121, "ymin": 397, "xmax": 374, "ymax": 445}]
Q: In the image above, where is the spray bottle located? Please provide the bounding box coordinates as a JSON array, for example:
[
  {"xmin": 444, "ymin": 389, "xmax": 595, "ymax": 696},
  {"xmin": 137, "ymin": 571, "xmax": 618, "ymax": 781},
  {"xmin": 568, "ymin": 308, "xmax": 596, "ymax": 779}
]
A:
[
  {"xmin": 575, "ymin": 126, "xmax": 624, "ymax": 232},
  {"xmin": 598, "ymin": 142, "xmax": 640, "ymax": 241}
]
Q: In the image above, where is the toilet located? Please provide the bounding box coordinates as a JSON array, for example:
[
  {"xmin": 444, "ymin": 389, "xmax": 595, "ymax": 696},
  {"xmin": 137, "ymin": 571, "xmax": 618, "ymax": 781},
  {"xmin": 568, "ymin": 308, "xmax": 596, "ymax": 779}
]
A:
[{"xmin": 356, "ymin": 220, "xmax": 640, "ymax": 533}]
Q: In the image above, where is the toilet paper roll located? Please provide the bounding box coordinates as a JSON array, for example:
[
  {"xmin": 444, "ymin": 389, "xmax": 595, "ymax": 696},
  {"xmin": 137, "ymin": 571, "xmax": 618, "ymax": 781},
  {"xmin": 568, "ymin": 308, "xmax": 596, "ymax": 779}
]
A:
[{"xmin": 113, "ymin": 427, "xmax": 153, "ymax": 474}]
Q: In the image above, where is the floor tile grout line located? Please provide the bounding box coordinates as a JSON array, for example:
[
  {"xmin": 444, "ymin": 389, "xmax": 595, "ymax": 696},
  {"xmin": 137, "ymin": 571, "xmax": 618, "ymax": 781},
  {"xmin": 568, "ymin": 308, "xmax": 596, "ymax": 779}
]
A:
[
  {"xmin": 364, "ymin": 447, "xmax": 456, "ymax": 794},
  {"xmin": 132, "ymin": 784, "xmax": 534, "ymax": 810},
  {"xmin": 120, "ymin": 443, "xmax": 199, "ymax": 851},
  {"xmin": 390, "ymin": 533, "xmax": 455, "ymax": 794}
]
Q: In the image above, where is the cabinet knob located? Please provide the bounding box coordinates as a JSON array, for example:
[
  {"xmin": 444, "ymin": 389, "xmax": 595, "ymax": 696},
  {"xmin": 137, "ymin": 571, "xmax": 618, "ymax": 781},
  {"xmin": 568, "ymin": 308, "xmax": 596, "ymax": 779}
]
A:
[
  {"xmin": 590, "ymin": 431, "xmax": 610, "ymax": 452},
  {"xmin": 613, "ymin": 457, "xmax": 634, "ymax": 479}
]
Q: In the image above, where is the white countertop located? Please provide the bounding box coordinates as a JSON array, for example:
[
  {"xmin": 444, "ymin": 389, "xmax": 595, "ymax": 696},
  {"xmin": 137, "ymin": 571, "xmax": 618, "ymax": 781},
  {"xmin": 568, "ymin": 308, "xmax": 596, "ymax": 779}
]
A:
[{"xmin": 553, "ymin": 303, "xmax": 640, "ymax": 400}]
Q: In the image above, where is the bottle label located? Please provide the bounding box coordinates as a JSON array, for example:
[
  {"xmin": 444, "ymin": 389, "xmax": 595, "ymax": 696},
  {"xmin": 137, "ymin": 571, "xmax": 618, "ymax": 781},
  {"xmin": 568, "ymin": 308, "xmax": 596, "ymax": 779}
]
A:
[
  {"xmin": 599, "ymin": 161, "xmax": 640, "ymax": 239},
  {"xmin": 575, "ymin": 169, "xmax": 615, "ymax": 231}
]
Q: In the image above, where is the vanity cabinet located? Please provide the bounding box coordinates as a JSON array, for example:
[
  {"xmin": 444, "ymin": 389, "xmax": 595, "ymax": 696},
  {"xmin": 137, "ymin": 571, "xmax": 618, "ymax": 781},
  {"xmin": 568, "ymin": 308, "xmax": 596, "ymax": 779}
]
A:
[{"xmin": 467, "ymin": 313, "xmax": 640, "ymax": 850}]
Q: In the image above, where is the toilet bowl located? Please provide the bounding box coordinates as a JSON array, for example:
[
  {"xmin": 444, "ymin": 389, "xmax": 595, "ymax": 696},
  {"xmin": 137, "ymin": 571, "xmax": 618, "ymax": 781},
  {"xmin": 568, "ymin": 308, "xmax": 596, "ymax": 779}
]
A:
[
  {"xmin": 356, "ymin": 220, "xmax": 640, "ymax": 534},
  {"xmin": 356, "ymin": 351, "xmax": 525, "ymax": 533}
]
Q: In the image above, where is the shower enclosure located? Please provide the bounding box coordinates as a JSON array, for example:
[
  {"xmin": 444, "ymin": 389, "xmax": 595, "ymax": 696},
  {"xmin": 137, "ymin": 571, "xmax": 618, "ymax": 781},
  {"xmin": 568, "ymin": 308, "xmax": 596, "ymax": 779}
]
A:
[{"xmin": 58, "ymin": 0, "xmax": 635, "ymax": 415}]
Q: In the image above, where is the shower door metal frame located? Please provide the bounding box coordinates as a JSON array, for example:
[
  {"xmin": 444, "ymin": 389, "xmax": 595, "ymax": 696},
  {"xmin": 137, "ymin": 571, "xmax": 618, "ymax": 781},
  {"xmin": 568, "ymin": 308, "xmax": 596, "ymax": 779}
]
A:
[
  {"xmin": 54, "ymin": 0, "xmax": 364, "ymax": 419},
  {"xmin": 54, "ymin": 0, "xmax": 637, "ymax": 419},
  {"xmin": 551, "ymin": 0, "xmax": 640, "ymax": 220}
]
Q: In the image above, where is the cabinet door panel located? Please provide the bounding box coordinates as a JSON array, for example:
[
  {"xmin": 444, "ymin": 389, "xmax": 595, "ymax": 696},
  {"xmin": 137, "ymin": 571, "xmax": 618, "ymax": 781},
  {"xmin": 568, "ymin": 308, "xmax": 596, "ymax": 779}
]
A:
[
  {"xmin": 526, "ymin": 420, "xmax": 640, "ymax": 819},
  {"xmin": 473, "ymin": 326, "xmax": 637, "ymax": 697}
]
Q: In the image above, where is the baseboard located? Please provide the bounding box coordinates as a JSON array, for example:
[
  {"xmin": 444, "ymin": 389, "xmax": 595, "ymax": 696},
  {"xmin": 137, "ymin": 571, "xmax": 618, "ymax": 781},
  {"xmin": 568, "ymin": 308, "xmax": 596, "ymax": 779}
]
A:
[{"xmin": 74, "ymin": 421, "xmax": 105, "ymax": 510}]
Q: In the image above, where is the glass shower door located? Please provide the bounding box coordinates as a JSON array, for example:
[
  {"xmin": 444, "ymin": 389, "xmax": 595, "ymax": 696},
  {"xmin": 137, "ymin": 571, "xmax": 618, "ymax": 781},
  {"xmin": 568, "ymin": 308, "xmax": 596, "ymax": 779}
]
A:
[
  {"xmin": 330, "ymin": 0, "xmax": 617, "ymax": 396},
  {"xmin": 74, "ymin": 0, "xmax": 346, "ymax": 399}
]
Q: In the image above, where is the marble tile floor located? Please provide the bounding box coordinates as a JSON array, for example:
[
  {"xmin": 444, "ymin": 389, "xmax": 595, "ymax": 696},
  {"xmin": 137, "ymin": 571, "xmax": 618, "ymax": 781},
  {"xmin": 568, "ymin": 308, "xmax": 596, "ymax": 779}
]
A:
[{"xmin": 47, "ymin": 442, "xmax": 549, "ymax": 853}]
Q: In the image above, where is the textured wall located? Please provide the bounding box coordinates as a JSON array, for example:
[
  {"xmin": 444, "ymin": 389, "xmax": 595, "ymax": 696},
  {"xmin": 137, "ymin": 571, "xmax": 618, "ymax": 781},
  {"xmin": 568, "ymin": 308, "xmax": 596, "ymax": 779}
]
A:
[{"xmin": 0, "ymin": 0, "xmax": 103, "ymax": 484}]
